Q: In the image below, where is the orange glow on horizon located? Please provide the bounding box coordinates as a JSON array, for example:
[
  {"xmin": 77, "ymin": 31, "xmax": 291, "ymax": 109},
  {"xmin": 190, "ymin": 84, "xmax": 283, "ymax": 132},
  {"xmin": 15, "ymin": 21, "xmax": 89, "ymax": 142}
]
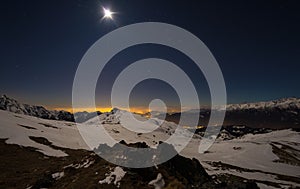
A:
[
  {"xmin": 51, "ymin": 107, "xmax": 112, "ymax": 113},
  {"xmin": 49, "ymin": 106, "xmax": 182, "ymax": 114},
  {"xmin": 50, "ymin": 107, "xmax": 151, "ymax": 114}
]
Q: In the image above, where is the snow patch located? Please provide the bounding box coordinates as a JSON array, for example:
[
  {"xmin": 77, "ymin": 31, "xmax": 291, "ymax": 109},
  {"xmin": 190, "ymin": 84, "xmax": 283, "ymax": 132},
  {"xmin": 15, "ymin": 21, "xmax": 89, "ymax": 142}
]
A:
[
  {"xmin": 99, "ymin": 167, "xmax": 126, "ymax": 188},
  {"xmin": 52, "ymin": 171, "xmax": 64, "ymax": 180}
]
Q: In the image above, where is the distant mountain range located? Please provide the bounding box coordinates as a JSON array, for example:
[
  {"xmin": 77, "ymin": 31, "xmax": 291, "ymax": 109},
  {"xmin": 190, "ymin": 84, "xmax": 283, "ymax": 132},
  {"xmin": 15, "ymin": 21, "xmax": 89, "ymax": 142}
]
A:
[
  {"xmin": 223, "ymin": 97, "xmax": 300, "ymax": 128},
  {"xmin": 0, "ymin": 95, "xmax": 74, "ymax": 122},
  {"xmin": 226, "ymin": 97, "xmax": 300, "ymax": 110},
  {"xmin": 152, "ymin": 97, "xmax": 300, "ymax": 129},
  {"xmin": 1, "ymin": 95, "xmax": 299, "ymax": 128}
]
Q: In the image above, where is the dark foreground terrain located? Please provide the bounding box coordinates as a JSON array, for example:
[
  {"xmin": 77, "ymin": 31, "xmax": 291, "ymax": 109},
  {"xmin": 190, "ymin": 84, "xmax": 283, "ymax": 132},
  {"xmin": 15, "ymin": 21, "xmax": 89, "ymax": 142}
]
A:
[{"xmin": 0, "ymin": 138, "xmax": 258, "ymax": 189}]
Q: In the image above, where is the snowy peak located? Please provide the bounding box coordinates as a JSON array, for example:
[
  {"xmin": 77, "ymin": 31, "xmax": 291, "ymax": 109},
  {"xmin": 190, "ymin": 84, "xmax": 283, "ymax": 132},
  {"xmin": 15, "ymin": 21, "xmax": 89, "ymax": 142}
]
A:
[
  {"xmin": 0, "ymin": 95, "xmax": 74, "ymax": 122},
  {"xmin": 74, "ymin": 108, "xmax": 123, "ymax": 123},
  {"xmin": 74, "ymin": 111, "xmax": 102, "ymax": 123},
  {"xmin": 226, "ymin": 97, "xmax": 300, "ymax": 111}
]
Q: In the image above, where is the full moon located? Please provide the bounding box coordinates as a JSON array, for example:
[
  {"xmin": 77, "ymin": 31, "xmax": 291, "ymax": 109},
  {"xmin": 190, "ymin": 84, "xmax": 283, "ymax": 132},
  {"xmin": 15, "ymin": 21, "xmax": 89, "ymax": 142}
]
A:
[{"xmin": 102, "ymin": 7, "xmax": 114, "ymax": 19}]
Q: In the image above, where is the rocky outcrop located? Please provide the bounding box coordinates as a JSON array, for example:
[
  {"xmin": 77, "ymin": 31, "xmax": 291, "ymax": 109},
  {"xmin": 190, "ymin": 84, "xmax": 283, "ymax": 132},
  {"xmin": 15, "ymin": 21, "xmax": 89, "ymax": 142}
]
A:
[
  {"xmin": 0, "ymin": 95, "xmax": 74, "ymax": 122},
  {"xmin": 74, "ymin": 111, "xmax": 102, "ymax": 123},
  {"xmin": 95, "ymin": 141, "xmax": 259, "ymax": 188}
]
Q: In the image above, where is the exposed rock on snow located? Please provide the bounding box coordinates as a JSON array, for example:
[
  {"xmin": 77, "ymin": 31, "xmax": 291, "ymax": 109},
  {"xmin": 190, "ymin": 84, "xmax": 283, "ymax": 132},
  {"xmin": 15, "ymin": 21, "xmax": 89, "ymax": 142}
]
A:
[
  {"xmin": 0, "ymin": 95, "xmax": 74, "ymax": 122},
  {"xmin": 74, "ymin": 111, "xmax": 101, "ymax": 123}
]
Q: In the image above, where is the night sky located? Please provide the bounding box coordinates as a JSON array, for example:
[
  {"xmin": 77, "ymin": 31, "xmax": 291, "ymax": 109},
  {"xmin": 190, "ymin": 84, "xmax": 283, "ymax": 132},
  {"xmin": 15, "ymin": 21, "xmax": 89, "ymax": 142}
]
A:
[{"xmin": 1, "ymin": 0, "xmax": 299, "ymax": 112}]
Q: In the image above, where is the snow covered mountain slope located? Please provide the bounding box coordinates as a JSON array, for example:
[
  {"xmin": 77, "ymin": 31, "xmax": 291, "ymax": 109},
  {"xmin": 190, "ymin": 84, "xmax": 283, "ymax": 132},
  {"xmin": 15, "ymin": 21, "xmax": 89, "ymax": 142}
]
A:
[
  {"xmin": 184, "ymin": 130, "xmax": 300, "ymax": 188},
  {"xmin": 158, "ymin": 97, "xmax": 300, "ymax": 129},
  {"xmin": 73, "ymin": 111, "xmax": 101, "ymax": 123},
  {"xmin": 223, "ymin": 98, "xmax": 300, "ymax": 128},
  {"xmin": 0, "ymin": 109, "xmax": 188, "ymax": 156},
  {"xmin": 0, "ymin": 108, "xmax": 299, "ymax": 188},
  {"xmin": 0, "ymin": 95, "xmax": 74, "ymax": 121},
  {"xmin": 2, "ymin": 94, "xmax": 299, "ymax": 128},
  {"xmin": 78, "ymin": 109, "xmax": 193, "ymax": 151},
  {"xmin": 0, "ymin": 110, "xmax": 88, "ymax": 156},
  {"xmin": 225, "ymin": 97, "xmax": 300, "ymax": 111},
  {"xmin": 0, "ymin": 109, "xmax": 239, "ymax": 189}
]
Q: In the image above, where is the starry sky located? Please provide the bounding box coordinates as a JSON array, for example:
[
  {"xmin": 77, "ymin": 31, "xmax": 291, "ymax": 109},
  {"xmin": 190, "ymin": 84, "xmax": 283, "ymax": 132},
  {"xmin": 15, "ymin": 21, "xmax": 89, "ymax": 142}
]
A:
[{"xmin": 0, "ymin": 0, "xmax": 299, "ymax": 112}]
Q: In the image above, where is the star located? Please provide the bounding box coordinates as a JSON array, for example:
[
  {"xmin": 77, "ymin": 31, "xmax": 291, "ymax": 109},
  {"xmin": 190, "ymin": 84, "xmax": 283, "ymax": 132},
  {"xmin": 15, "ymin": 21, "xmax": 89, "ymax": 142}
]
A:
[{"xmin": 102, "ymin": 7, "xmax": 114, "ymax": 20}]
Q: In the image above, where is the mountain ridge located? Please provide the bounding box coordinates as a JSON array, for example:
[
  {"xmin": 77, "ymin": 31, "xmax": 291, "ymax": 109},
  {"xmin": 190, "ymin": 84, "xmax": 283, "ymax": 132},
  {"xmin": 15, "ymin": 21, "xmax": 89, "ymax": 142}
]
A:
[
  {"xmin": 0, "ymin": 95, "xmax": 74, "ymax": 122},
  {"xmin": 1, "ymin": 95, "xmax": 299, "ymax": 127}
]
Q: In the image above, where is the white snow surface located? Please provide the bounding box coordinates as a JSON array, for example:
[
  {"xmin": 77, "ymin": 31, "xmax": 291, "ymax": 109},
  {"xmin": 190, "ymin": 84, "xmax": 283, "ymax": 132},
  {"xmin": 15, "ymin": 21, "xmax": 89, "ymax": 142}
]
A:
[
  {"xmin": 181, "ymin": 129, "xmax": 300, "ymax": 188},
  {"xmin": 0, "ymin": 110, "xmax": 89, "ymax": 156},
  {"xmin": 99, "ymin": 166, "xmax": 126, "ymax": 188},
  {"xmin": 0, "ymin": 109, "xmax": 299, "ymax": 188},
  {"xmin": 225, "ymin": 97, "xmax": 300, "ymax": 110}
]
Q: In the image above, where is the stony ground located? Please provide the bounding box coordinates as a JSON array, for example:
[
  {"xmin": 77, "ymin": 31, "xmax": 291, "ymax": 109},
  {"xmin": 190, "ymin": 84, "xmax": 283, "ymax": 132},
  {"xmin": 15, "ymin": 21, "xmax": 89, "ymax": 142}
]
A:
[{"xmin": 0, "ymin": 138, "xmax": 259, "ymax": 189}]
